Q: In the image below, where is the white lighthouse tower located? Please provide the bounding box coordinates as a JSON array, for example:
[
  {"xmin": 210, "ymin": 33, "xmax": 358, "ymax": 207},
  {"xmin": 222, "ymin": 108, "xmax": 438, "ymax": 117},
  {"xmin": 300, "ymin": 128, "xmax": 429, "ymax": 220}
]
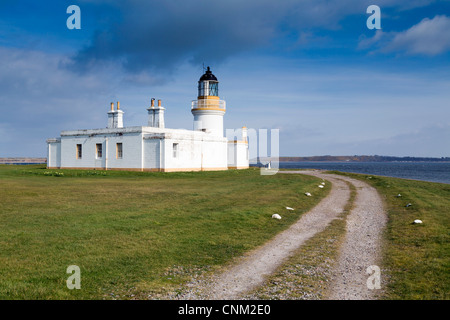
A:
[{"xmin": 191, "ymin": 66, "xmax": 226, "ymax": 136}]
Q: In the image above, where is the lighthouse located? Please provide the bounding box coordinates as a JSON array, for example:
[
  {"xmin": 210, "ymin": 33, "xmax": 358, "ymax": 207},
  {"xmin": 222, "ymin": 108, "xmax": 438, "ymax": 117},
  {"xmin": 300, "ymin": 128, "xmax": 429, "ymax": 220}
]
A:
[
  {"xmin": 191, "ymin": 66, "xmax": 226, "ymax": 137},
  {"xmin": 47, "ymin": 67, "xmax": 249, "ymax": 172}
]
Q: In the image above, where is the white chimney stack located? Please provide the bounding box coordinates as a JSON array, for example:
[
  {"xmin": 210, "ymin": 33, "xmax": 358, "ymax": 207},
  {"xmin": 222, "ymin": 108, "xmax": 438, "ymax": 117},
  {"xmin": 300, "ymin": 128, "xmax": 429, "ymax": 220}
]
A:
[
  {"xmin": 107, "ymin": 101, "xmax": 124, "ymax": 129},
  {"xmin": 242, "ymin": 126, "xmax": 248, "ymax": 142},
  {"xmin": 147, "ymin": 98, "xmax": 165, "ymax": 128}
]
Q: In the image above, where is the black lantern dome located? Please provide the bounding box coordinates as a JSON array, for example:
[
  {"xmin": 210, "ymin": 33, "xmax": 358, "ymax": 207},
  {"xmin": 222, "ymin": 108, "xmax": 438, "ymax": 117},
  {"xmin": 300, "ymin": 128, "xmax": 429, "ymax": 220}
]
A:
[
  {"xmin": 198, "ymin": 66, "xmax": 219, "ymax": 97},
  {"xmin": 199, "ymin": 66, "xmax": 217, "ymax": 81}
]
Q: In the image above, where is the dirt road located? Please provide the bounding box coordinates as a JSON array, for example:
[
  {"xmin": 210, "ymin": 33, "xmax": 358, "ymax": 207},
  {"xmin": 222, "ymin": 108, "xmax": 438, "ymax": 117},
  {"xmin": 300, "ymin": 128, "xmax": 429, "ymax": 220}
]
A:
[{"xmin": 178, "ymin": 170, "xmax": 387, "ymax": 300}]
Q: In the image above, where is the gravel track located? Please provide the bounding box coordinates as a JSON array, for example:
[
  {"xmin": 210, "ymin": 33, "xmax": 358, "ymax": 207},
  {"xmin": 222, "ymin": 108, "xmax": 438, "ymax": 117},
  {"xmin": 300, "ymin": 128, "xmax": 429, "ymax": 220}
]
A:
[
  {"xmin": 177, "ymin": 170, "xmax": 387, "ymax": 300},
  {"xmin": 180, "ymin": 171, "xmax": 350, "ymax": 299},
  {"xmin": 324, "ymin": 174, "xmax": 387, "ymax": 300}
]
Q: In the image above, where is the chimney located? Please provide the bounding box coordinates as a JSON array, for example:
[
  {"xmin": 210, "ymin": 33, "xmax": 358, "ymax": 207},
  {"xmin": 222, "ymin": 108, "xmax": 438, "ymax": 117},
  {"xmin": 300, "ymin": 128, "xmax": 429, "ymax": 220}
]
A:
[
  {"xmin": 107, "ymin": 101, "xmax": 124, "ymax": 129},
  {"xmin": 242, "ymin": 126, "xmax": 248, "ymax": 142},
  {"xmin": 147, "ymin": 98, "xmax": 165, "ymax": 128}
]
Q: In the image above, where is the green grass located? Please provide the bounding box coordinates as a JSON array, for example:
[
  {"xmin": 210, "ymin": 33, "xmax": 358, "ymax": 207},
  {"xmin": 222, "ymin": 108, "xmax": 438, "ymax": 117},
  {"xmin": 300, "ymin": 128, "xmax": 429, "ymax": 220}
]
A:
[
  {"xmin": 0, "ymin": 164, "xmax": 327, "ymax": 299},
  {"xmin": 329, "ymin": 171, "xmax": 450, "ymax": 300}
]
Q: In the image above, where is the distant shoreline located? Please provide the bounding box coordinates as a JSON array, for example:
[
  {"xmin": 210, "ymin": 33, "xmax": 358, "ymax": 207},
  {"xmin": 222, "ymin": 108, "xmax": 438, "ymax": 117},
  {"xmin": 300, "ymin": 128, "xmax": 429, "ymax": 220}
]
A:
[
  {"xmin": 256, "ymin": 156, "xmax": 450, "ymax": 163},
  {"xmin": 0, "ymin": 158, "xmax": 47, "ymax": 164},
  {"xmin": 255, "ymin": 161, "xmax": 450, "ymax": 184},
  {"xmin": 2, "ymin": 155, "xmax": 450, "ymax": 165}
]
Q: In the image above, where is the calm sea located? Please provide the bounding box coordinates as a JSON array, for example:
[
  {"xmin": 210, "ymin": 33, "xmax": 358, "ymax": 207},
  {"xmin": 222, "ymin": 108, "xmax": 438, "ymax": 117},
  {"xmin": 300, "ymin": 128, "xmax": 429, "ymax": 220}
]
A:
[{"xmin": 277, "ymin": 161, "xmax": 450, "ymax": 184}]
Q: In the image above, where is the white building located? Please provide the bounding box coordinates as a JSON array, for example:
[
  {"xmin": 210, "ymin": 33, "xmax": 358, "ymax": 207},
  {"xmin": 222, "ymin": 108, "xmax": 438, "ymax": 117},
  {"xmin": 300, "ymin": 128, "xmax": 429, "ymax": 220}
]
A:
[{"xmin": 47, "ymin": 67, "xmax": 249, "ymax": 172}]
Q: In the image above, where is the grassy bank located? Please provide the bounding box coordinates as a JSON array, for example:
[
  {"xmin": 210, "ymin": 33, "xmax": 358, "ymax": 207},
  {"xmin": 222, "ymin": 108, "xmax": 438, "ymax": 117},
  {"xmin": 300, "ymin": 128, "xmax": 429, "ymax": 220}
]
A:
[
  {"xmin": 331, "ymin": 171, "xmax": 449, "ymax": 300},
  {"xmin": 0, "ymin": 165, "xmax": 327, "ymax": 299}
]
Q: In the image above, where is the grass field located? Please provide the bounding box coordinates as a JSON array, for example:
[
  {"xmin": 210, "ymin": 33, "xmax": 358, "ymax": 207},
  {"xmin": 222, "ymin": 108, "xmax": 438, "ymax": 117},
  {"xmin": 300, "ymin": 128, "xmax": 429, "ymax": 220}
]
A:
[
  {"xmin": 0, "ymin": 165, "xmax": 327, "ymax": 299},
  {"xmin": 330, "ymin": 171, "xmax": 450, "ymax": 300},
  {"xmin": 1, "ymin": 165, "xmax": 448, "ymax": 300}
]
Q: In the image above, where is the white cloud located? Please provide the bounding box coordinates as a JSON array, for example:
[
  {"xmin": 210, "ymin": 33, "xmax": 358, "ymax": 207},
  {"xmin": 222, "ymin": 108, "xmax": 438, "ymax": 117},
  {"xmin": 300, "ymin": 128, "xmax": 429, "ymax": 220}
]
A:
[
  {"xmin": 386, "ymin": 15, "xmax": 450, "ymax": 55},
  {"xmin": 360, "ymin": 15, "xmax": 450, "ymax": 56},
  {"xmin": 0, "ymin": 47, "xmax": 124, "ymax": 156}
]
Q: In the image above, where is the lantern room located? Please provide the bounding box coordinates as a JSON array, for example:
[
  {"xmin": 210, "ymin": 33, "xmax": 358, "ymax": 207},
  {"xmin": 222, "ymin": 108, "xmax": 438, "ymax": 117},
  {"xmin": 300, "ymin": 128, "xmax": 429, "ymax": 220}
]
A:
[{"xmin": 198, "ymin": 66, "xmax": 219, "ymax": 98}]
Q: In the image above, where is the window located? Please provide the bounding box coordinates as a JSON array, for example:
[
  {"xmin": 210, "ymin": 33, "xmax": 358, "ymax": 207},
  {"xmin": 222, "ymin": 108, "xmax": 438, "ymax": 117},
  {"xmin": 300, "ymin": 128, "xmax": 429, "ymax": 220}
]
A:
[
  {"xmin": 173, "ymin": 143, "xmax": 179, "ymax": 158},
  {"xmin": 116, "ymin": 143, "xmax": 123, "ymax": 159},
  {"xmin": 208, "ymin": 81, "xmax": 219, "ymax": 96},
  {"xmin": 198, "ymin": 81, "xmax": 207, "ymax": 96},
  {"xmin": 96, "ymin": 143, "xmax": 102, "ymax": 158},
  {"xmin": 76, "ymin": 144, "xmax": 82, "ymax": 159},
  {"xmin": 198, "ymin": 80, "xmax": 219, "ymax": 97}
]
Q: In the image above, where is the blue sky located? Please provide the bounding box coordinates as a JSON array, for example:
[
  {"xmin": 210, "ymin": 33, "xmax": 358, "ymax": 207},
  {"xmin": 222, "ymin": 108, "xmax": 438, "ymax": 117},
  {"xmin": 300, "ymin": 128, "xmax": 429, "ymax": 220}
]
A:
[{"xmin": 1, "ymin": 0, "xmax": 449, "ymax": 157}]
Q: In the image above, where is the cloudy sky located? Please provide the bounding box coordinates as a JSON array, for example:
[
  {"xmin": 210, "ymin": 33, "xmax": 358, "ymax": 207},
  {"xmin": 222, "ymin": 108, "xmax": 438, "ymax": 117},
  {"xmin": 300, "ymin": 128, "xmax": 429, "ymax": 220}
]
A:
[{"xmin": 1, "ymin": 0, "xmax": 449, "ymax": 157}]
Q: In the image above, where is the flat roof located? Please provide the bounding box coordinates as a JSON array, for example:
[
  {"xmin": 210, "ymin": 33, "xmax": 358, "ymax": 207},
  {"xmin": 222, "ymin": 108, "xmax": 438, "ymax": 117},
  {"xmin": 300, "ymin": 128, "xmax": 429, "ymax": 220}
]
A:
[{"xmin": 58, "ymin": 126, "xmax": 227, "ymax": 142}]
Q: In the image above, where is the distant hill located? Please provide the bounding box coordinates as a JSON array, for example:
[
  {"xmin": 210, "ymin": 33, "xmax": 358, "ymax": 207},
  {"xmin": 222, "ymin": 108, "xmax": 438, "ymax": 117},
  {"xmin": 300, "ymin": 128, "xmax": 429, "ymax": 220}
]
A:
[
  {"xmin": 256, "ymin": 155, "xmax": 450, "ymax": 162},
  {"xmin": 0, "ymin": 158, "xmax": 47, "ymax": 164}
]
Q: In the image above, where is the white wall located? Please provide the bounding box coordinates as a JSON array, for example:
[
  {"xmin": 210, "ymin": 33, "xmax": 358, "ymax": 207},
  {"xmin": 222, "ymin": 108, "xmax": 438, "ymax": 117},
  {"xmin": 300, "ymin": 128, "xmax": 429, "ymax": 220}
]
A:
[
  {"xmin": 201, "ymin": 140, "xmax": 227, "ymax": 169},
  {"xmin": 51, "ymin": 126, "xmax": 230, "ymax": 172},
  {"xmin": 60, "ymin": 131, "xmax": 143, "ymax": 169},
  {"xmin": 143, "ymin": 138, "xmax": 161, "ymax": 169},
  {"xmin": 235, "ymin": 142, "xmax": 249, "ymax": 168},
  {"xmin": 163, "ymin": 138, "xmax": 201, "ymax": 170},
  {"xmin": 162, "ymin": 133, "xmax": 227, "ymax": 171},
  {"xmin": 227, "ymin": 142, "xmax": 249, "ymax": 169},
  {"xmin": 192, "ymin": 109, "xmax": 225, "ymax": 137},
  {"xmin": 47, "ymin": 139, "xmax": 61, "ymax": 168},
  {"xmin": 227, "ymin": 143, "xmax": 236, "ymax": 167}
]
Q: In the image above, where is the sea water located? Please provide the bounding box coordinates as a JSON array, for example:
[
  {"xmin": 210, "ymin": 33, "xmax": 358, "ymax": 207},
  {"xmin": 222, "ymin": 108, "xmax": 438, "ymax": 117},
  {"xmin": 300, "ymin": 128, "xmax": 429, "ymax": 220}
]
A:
[{"xmin": 276, "ymin": 161, "xmax": 450, "ymax": 184}]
